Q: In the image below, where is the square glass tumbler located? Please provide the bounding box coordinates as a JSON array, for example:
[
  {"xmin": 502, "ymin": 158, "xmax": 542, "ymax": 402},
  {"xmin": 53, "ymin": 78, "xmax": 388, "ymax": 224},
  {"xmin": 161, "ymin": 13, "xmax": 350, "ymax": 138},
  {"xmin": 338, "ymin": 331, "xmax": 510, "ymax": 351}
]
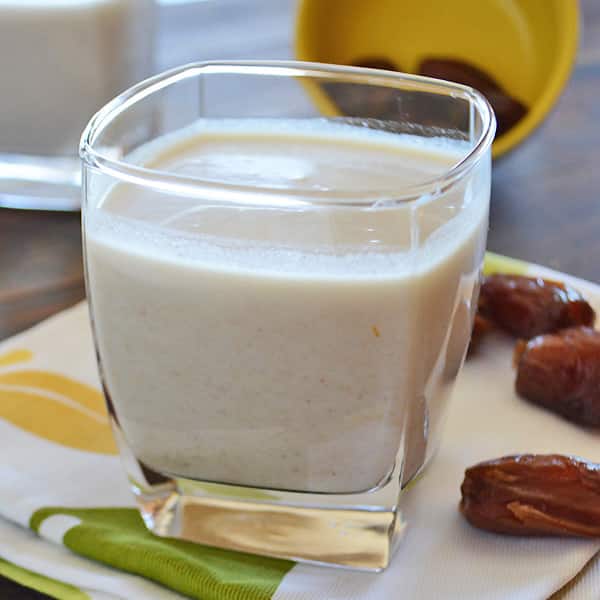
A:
[{"xmin": 81, "ymin": 61, "xmax": 495, "ymax": 570}]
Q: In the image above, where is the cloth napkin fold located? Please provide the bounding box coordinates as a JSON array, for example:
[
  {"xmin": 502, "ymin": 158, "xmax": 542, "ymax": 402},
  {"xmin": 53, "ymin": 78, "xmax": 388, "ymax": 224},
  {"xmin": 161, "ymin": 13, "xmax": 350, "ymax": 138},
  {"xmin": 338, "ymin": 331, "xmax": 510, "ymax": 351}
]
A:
[{"xmin": 1, "ymin": 253, "xmax": 600, "ymax": 600}]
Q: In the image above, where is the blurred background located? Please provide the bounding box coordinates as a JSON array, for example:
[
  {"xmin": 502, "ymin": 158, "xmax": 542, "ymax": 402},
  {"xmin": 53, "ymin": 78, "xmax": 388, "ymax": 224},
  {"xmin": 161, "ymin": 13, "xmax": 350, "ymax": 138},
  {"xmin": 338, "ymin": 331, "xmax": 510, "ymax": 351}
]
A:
[{"xmin": 0, "ymin": 0, "xmax": 598, "ymax": 339}]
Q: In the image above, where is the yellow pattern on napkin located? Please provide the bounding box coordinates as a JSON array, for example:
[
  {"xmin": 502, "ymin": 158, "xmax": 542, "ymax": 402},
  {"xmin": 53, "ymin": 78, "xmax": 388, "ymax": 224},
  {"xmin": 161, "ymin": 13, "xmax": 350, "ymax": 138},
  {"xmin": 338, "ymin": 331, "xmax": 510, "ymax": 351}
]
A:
[{"xmin": 0, "ymin": 350, "xmax": 116, "ymax": 455}]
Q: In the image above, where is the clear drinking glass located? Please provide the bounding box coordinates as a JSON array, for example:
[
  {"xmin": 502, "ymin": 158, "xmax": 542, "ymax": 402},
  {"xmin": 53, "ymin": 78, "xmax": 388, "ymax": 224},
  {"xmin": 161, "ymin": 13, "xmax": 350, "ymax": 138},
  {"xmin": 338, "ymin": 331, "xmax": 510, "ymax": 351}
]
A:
[{"xmin": 81, "ymin": 61, "xmax": 495, "ymax": 570}]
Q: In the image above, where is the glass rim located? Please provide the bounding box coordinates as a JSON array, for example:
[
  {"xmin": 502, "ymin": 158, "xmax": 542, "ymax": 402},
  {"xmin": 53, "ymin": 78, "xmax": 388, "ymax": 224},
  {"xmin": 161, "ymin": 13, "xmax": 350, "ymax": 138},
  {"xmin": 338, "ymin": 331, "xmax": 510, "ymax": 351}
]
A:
[{"xmin": 80, "ymin": 60, "xmax": 496, "ymax": 208}]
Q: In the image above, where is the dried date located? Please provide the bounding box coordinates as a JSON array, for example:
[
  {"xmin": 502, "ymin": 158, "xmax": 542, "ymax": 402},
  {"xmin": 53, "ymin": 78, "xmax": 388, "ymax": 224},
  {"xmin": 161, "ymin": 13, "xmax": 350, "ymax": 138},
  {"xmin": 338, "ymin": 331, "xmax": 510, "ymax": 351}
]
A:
[
  {"xmin": 346, "ymin": 56, "xmax": 528, "ymax": 136},
  {"xmin": 352, "ymin": 57, "xmax": 400, "ymax": 72},
  {"xmin": 479, "ymin": 274, "xmax": 595, "ymax": 339},
  {"xmin": 515, "ymin": 327, "xmax": 600, "ymax": 426},
  {"xmin": 323, "ymin": 57, "xmax": 401, "ymax": 121},
  {"xmin": 419, "ymin": 58, "xmax": 500, "ymax": 95},
  {"xmin": 418, "ymin": 58, "xmax": 528, "ymax": 137},
  {"xmin": 461, "ymin": 454, "xmax": 600, "ymax": 537},
  {"xmin": 484, "ymin": 89, "xmax": 527, "ymax": 137},
  {"xmin": 467, "ymin": 313, "xmax": 493, "ymax": 355}
]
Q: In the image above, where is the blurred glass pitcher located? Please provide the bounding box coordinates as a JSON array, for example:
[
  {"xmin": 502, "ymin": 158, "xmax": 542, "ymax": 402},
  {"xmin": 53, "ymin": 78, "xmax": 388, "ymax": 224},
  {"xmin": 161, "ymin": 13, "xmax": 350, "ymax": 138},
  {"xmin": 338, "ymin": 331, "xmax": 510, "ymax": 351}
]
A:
[{"xmin": 0, "ymin": 0, "xmax": 156, "ymax": 210}]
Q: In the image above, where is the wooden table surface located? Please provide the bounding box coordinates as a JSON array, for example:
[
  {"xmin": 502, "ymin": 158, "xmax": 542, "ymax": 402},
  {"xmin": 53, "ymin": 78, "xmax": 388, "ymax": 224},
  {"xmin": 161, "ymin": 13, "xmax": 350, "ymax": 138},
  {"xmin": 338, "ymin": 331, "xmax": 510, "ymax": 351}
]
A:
[{"xmin": 1, "ymin": 0, "xmax": 599, "ymax": 597}]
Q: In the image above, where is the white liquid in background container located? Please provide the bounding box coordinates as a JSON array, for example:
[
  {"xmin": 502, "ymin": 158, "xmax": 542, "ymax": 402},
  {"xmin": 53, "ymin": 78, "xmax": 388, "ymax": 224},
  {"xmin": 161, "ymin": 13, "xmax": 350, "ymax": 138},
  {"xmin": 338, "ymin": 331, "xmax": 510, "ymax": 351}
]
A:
[
  {"xmin": 0, "ymin": 0, "xmax": 155, "ymax": 156},
  {"xmin": 86, "ymin": 119, "xmax": 488, "ymax": 493}
]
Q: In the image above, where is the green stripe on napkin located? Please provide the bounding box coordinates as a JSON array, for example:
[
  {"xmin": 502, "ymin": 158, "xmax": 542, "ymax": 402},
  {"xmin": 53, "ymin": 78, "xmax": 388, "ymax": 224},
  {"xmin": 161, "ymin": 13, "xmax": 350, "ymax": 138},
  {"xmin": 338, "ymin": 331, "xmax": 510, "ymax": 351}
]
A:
[
  {"xmin": 31, "ymin": 507, "xmax": 294, "ymax": 600},
  {"xmin": 0, "ymin": 557, "xmax": 89, "ymax": 600}
]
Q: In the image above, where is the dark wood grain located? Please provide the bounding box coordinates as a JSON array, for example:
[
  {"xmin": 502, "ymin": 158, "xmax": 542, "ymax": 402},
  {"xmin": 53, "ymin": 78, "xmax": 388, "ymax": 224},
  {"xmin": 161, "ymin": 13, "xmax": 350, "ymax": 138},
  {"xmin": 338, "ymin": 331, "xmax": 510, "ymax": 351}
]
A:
[
  {"xmin": 0, "ymin": 210, "xmax": 84, "ymax": 339},
  {"xmin": 1, "ymin": 0, "xmax": 600, "ymax": 595}
]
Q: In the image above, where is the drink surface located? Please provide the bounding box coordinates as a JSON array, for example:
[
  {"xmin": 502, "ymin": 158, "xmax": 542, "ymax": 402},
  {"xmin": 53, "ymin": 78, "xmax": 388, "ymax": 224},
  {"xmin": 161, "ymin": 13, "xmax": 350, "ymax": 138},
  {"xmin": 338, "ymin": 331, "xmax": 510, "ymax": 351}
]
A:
[{"xmin": 86, "ymin": 119, "xmax": 487, "ymax": 493}]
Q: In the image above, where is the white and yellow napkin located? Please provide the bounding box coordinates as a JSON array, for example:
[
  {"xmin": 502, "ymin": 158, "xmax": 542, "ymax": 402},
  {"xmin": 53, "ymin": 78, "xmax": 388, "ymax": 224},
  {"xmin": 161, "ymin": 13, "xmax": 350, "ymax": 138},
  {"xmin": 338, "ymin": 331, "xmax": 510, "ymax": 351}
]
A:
[{"xmin": 0, "ymin": 254, "xmax": 599, "ymax": 600}]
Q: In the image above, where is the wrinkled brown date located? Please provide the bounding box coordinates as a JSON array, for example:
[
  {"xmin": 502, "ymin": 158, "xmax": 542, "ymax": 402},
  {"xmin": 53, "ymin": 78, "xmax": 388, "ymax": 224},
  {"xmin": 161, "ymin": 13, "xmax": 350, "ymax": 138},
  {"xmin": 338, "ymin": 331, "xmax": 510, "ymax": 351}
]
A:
[
  {"xmin": 352, "ymin": 57, "xmax": 400, "ymax": 72},
  {"xmin": 479, "ymin": 274, "xmax": 596, "ymax": 339},
  {"xmin": 323, "ymin": 57, "xmax": 402, "ymax": 121},
  {"xmin": 484, "ymin": 89, "xmax": 528, "ymax": 137},
  {"xmin": 467, "ymin": 313, "xmax": 493, "ymax": 355},
  {"xmin": 419, "ymin": 58, "xmax": 500, "ymax": 94},
  {"xmin": 345, "ymin": 56, "xmax": 527, "ymax": 136},
  {"xmin": 418, "ymin": 58, "xmax": 528, "ymax": 137},
  {"xmin": 515, "ymin": 327, "xmax": 600, "ymax": 426},
  {"xmin": 461, "ymin": 454, "xmax": 600, "ymax": 537}
]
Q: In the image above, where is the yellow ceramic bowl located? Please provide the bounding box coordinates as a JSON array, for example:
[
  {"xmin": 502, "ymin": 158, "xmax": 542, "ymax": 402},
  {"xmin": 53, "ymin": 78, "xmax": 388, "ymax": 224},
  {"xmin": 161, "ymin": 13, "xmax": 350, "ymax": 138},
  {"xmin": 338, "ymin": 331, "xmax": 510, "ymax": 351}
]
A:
[{"xmin": 295, "ymin": 0, "xmax": 579, "ymax": 158}]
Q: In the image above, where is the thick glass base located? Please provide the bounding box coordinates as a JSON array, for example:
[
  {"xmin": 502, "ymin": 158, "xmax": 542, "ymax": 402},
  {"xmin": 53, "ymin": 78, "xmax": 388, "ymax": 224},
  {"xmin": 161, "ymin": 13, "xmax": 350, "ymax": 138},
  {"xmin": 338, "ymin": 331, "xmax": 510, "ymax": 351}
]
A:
[{"xmin": 114, "ymin": 424, "xmax": 405, "ymax": 571}]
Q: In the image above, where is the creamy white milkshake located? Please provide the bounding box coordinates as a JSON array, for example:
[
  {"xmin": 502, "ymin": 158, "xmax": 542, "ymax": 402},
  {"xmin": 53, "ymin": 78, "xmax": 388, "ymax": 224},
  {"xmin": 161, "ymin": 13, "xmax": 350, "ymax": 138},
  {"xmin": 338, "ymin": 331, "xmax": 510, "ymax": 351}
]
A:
[{"xmin": 85, "ymin": 119, "xmax": 487, "ymax": 493}]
